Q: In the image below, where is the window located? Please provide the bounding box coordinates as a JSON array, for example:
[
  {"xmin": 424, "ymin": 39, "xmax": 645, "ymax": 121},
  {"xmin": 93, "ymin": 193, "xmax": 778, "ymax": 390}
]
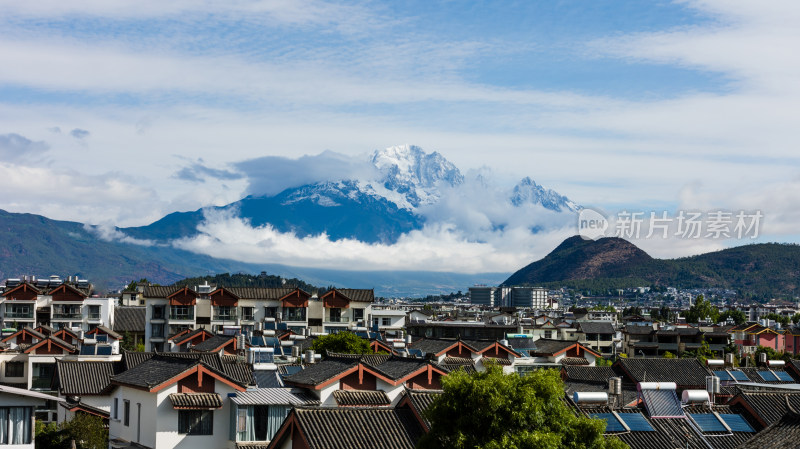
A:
[
  {"xmin": 283, "ymin": 307, "xmax": 306, "ymax": 322},
  {"xmin": 113, "ymin": 398, "xmax": 119, "ymax": 420},
  {"xmin": 5, "ymin": 303, "xmax": 32, "ymax": 319},
  {"xmin": 241, "ymin": 307, "xmax": 255, "ymax": 321},
  {"xmin": 151, "ymin": 323, "xmax": 164, "ymax": 338},
  {"xmin": 88, "ymin": 305, "xmax": 101, "ymax": 320},
  {"xmin": 123, "ymin": 400, "xmax": 130, "ymax": 426},
  {"xmin": 352, "ymin": 308, "xmax": 364, "ymax": 322},
  {"xmin": 152, "ymin": 305, "xmax": 166, "ymax": 319},
  {"xmin": 178, "ymin": 410, "xmax": 213, "ymax": 435},
  {"xmin": 0, "ymin": 407, "xmax": 33, "ymax": 444},
  {"xmin": 382, "ymin": 317, "xmax": 391, "ymax": 326},
  {"xmin": 234, "ymin": 405, "xmax": 288, "ymax": 442},
  {"xmin": 328, "ymin": 308, "xmax": 342, "ymax": 322},
  {"xmin": 5, "ymin": 361, "xmax": 23, "ymax": 377},
  {"xmin": 170, "ymin": 305, "xmax": 194, "ymax": 320},
  {"xmin": 213, "ymin": 306, "xmax": 236, "ymax": 321},
  {"xmin": 53, "ymin": 304, "xmax": 81, "ymax": 319},
  {"xmin": 264, "ymin": 307, "xmax": 278, "ymax": 319}
]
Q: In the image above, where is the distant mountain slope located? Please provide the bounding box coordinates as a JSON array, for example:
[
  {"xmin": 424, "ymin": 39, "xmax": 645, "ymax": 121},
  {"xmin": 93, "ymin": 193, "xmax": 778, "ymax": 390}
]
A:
[
  {"xmin": 0, "ymin": 209, "xmax": 505, "ymax": 296},
  {"xmin": 503, "ymin": 236, "xmax": 800, "ymax": 298}
]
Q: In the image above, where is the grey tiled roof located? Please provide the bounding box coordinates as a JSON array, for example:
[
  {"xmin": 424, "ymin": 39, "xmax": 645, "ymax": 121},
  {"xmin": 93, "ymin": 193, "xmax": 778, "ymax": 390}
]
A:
[
  {"xmin": 220, "ymin": 357, "xmax": 254, "ymax": 386},
  {"xmin": 576, "ymin": 321, "xmax": 616, "ymax": 334},
  {"xmin": 283, "ymin": 356, "xmax": 358, "ymax": 387},
  {"xmin": 168, "ymin": 392, "xmax": 223, "ymax": 409},
  {"xmin": 530, "ymin": 339, "xmax": 578, "ymax": 355},
  {"xmin": 406, "ymin": 339, "xmax": 458, "ymax": 355},
  {"xmin": 91, "ymin": 325, "xmax": 122, "ymax": 340},
  {"xmin": 400, "ymin": 390, "xmax": 441, "ymax": 430},
  {"xmin": 733, "ymin": 392, "xmax": 800, "ymax": 427},
  {"xmin": 625, "ymin": 325, "xmax": 655, "ymax": 335},
  {"xmin": 112, "ymin": 355, "xmax": 198, "ymax": 389},
  {"xmin": 736, "ymin": 411, "xmax": 800, "ymax": 449},
  {"xmin": 366, "ymin": 357, "xmax": 428, "ymax": 380},
  {"xmin": 562, "ymin": 365, "xmax": 620, "ymax": 384},
  {"xmin": 113, "ymin": 307, "xmax": 145, "ymax": 333},
  {"xmin": 617, "ymin": 358, "xmax": 711, "ymax": 386},
  {"xmin": 441, "ymin": 357, "xmax": 473, "ymax": 365},
  {"xmin": 121, "ymin": 350, "xmax": 154, "ymax": 370},
  {"xmin": 333, "ymin": 390, "xmax": 390, "ymax": 406},
  {"xmin": 334, "ymin": 288, "xmax": 374, "ymax": 303},
  {"xmin": 289, "ymin": 407, "xmax": 424, "ymax": 449},
  {"xmin": 190, "ymin": 335, "xmax": 235, "ymax": 352},
  {"xmin": 55, "ymin": 360, "xmax": 119, "ymax": 395},
  {"xmin": 142, "ymin": 285, "xmax": 184, "ymax": 298},
  {"xmin": 229, "ymin": 388, "xmax": 319, "ymax": 406},
  {"xmin": 226, "ymin": 287, "xmax": 298, "ymax": 300}
]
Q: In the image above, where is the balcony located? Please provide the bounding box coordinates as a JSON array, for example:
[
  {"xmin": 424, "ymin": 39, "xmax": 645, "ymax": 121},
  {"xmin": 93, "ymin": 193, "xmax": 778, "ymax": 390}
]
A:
[
  {"xmin": 212, "ymin": 313, "xmax": 238, "ymax": 321},
  {"xmin": 326, "ymin": 316, "xmax": 350, "ymax": 323},
  {"xmin": 169, "ymin": 312, "xmax": 195, "ymax": 321},
  {"xmin": 52, "ymin": 313, "xmax": 82, "ymax": 320},
  {"xmin": 4, "ymin": 311, "xmax": 34, "ymax": 319},
  {"xmin": 32, "ymin": 377, "xmax": 53, "ymax": 390}
]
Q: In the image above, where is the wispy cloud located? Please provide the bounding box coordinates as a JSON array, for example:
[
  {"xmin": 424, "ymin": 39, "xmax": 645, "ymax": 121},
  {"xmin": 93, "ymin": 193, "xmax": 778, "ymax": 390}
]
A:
[{"xmin": 0, "ymin": 133, "xmax": 49, "ymax": 162}]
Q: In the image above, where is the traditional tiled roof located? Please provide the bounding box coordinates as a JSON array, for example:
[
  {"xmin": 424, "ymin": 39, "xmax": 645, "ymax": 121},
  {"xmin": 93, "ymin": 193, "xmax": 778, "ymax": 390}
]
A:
[
  {"xmin": 333, "ymin": 390, "xmax": 390, "ymax": 406},
  {"xmin": 441, "ymin": 357, "xmax": 473, "ymax": 365},
  {"xmin": 736, "ymin": 410, "xmax": 800, "ymax": 449},
  {"xmin": 55, "ymin": 360, "xmax": 119, "ymax": 395},
  {"xmin": 284, "ymin": 407, "xmax": 424, "ymax": 449},
  {"xmin": 731, "ymin": 391, "xmax": 800, "ymax": 427},
  {"xmin": 530, "ymin": 339, "xmax": 582, "ymax": 356},
  {"xmin": 142, "ymin": 285, "xmax": 184, "ymax": 298},
  {"xmin": 190, "ymin": 335, "xmax": 235, "ymax": 352},
  {"xmin": 366, "ymin": 356, "xmax": 430, "ymax": 380},
  {"xmin": 617, "ymin": 358, "xmax": 711, "ymax": 386},
  {"xmin": 560, "ymin": 357, "xmax": 590, "ymax": 365},
  {"xmin": 229, "ymin": 388, "xmax": 319, "ymax": 406},
  {"xmin": 226, "ymin": 287, "xmax": 298, "ymax": 300},
  {"xmin": 113, "ymin": 307, "xmax": 146, "ymax": 333},
  {"xmin": 406, "ymin": 339, "xmax": 459, "ymax": 355},
  {"xmin": 438, "ymin": 364, "xmax": 477, "ymax": 375},
  {"xmin": 482, "ymin": 356, "xmax": 512, "ymax": 366},
  {"xmin": 36, "ymin": 324, "xmax": 56, "ymax": 335},
  {"xmin": 168, "ymin": 392, "xmax": 223, "ymax": 409},
  {"xmin": 397, "ymin": 389, "xmax": 441, "ymax": 430},
  {"xmin": 112, "ymin": 355, "xmax": 198, "ymax": 389},
  {"xmin": 60, "ymin": 399, "xmax": 109, "ymax": 418},
  {"xmin": 563, "ymin": 366, "xmax": 619, "ymax": 383},
  {"xmin": 334, "ymin": 288, "xmax": 375, "ymax": 303},
  {"xmin": 121, "ymin": 350, "xmax": 154, "ymax": 370},
  {"xmin": 1, "ymin": 327, "xmax": 46, "ymax": 342},
  {"xmin": 253, "ymin": 371, "xmax": 283, "ymax": 388},
  {"xmin": 24, "ymin": 336, "xmax": 77, "ymax": 354},
  {"xmin": 625, "ymin": 325, "xmax": 655, "ymax": 335},
  {"xmin": 89, "ymin": 325, "xmax": 122, "ymax": 340},
  {"xmin": 576, "ymin": 321, "xmax": 616, "ymax": 334},
  {"xmin": 220, "ymin": 356, "xmax": 254, "ymax": 386},
  {"xmin": 282, "ymin": 356, "xmax": 358, "ymax": 387}
]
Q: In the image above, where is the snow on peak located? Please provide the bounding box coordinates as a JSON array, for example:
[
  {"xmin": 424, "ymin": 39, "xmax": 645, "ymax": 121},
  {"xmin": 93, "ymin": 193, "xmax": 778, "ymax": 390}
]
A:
[
  {"xmin": 370, "ymin": 144, "xmax": 464, "ymax": 208},
  {"xmin": 510, "ymin": 177, "xmax": 580, "ymax": 212}
]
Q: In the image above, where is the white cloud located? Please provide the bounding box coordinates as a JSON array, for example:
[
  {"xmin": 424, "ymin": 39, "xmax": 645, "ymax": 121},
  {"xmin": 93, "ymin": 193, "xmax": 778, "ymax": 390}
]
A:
[
  {"xmin": 172, "ymin": 208, "xmax": 575, "ymax": 273},
  {"xmin": 83, "ymin": 222, "xmax": 155, "ymax": 246}
]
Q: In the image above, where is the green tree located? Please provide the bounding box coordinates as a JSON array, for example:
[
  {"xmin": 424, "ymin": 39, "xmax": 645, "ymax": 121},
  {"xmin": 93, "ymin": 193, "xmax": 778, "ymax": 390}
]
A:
[
  {"xmin": 35, "ymin": 414, "xmax": 107, "ymax": 449},
  {"xmin": 417, "ymin": 365, "xmax": 628, "ymax": 449},
  {"xmin": 684, "ymin": 295, "xmax": 719, "ymax": 324},
  {"xmin": 719, "ymin": 309, "xmax": 747, "ymax": 325},
  {"xmin": 310, "ymin": 332, "xmax": 371, "ymax": 356}
]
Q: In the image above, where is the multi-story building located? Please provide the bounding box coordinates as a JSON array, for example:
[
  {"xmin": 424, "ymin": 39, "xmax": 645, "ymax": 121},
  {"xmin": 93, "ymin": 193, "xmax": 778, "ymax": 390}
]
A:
[
  {"xmin": 510, "ymin": 287, "xmax": 549, "ymax": 309},
  {"xmin": 143, "ymin": 285, "xmax": 374, "ymax": 351},
  {"xmin": 0, "ymin": 277, "xmax": 114, "ymax": 333}
]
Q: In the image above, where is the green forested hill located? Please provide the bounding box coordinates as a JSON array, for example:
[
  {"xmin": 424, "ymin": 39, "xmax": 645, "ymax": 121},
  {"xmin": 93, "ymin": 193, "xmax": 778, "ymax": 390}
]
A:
[{"xmin": 503, "ymin": 236, "xmax": 800, "ymax": 299}]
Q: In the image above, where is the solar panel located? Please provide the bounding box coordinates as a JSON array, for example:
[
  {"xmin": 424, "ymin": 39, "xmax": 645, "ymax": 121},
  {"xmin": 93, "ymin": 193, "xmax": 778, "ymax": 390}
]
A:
[
  {"xmin": 355, "ymin": 331, "xmax": 369, "ymax": 339},
  {"xmin": 282, "ymin": 365, "xmax": 303, "ymax": 376},
  {"xmin": 589, "ymin": 413, "xmax": 626, "ymax": 432},
  {"xmin": 713, "ymin": 370, "xmax": 733, "ymax": 381},
  {"xmin": 96, "ymin": 345, "xmax": 112, "ymax": 355},
  {"xmin": 277, "ymin": 323, "xmax": 288, "ymax": 330},
  {"xmin": 641, "ymin": 389, "xmax": 685, "ymax": 418},
  {"xmin": 730, "ymin": 370, "xmax": 750, "ymax": 381},
  {"xmin": 758, "ymin": 371, "xmax": 779, "ymax": 382},
  {"xmin": 250, "ymin": 336, "xmax": 265, "ymax": 347},
  {"xmin": 79, "ymin": 345, "xmax": 96, "ymax": 355},
  {"xmin": 719, "ymin": 414, "xmax": 755, "ymax": 432},
  {"xmin": 95, "ymin": 334, "xmax": 108, "ymax": 342},
  {"xmin": 774, "ymin": 371, "xmax": 794, "ymax": 382},
  {"xmin": 689, "ymin": 414, "xmax": 727, "ymax": 432},
  {"xmin": 517, "ymin": 349, "xmax": 531, "ymax": 357},
  {"xmin": 619, "ymin": 413, "xmax": 655, "ymax": 431},
  {"xmin": 263, "ymin": 321, "xmax": 275, "ymax": 330},
  {"xmin": 407, "ymin": 348, "xmax": 423, "ymax": 357},
  {"xmin": 264, "ymin": 337, "xmax": 280, "ymax": 347}
]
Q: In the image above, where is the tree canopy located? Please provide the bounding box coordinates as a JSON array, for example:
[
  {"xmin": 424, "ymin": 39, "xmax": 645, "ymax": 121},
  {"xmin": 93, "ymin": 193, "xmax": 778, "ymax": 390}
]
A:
[
  {"xmin": 683, "ymin": 295, "xmax": 719, "ymax": 324},
  {"xmin": 417, "ymin": 365, "xmax": 628, "ymax": 449},
  {"xmin": 310, "ymin": 332, "xmax": 371, "ymax": 356}
]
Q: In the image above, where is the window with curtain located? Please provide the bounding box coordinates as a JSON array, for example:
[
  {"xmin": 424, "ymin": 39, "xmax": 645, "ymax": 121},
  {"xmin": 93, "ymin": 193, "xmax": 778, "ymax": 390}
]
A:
[
  {"xmin": 178, "ymin": 410, "xmax": 213, "ymax": 435},
  {"xmin": 233, "ymin": 405, "xmax": 289, "ymax": 442},
  {"xmin": 0, "ymin": 407, "xmax": 32, "ymax": 444}
]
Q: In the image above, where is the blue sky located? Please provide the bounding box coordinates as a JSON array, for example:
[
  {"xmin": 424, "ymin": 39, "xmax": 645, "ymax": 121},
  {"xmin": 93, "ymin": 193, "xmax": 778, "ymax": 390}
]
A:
[{"xmin": 0, "ymin": 0, "xmax": 798, "ymax": 270}]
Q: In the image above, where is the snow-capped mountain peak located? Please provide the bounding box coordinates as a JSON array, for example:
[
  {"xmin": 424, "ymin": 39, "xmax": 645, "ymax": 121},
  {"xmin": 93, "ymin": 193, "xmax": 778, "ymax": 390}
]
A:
[
  {"xmin": 370, "ymin": 144, "xmax": 464, "ymax": 208},
  {"xmin": 510, "ymin": 177, "xmax": 580, "ymax": 212}
]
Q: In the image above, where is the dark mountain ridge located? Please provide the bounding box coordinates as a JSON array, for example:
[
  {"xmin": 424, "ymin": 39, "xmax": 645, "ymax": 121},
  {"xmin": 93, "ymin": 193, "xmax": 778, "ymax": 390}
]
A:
[{"xmin": 503, "ymin": 236, "xmax": 800, "ymax": 298}]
